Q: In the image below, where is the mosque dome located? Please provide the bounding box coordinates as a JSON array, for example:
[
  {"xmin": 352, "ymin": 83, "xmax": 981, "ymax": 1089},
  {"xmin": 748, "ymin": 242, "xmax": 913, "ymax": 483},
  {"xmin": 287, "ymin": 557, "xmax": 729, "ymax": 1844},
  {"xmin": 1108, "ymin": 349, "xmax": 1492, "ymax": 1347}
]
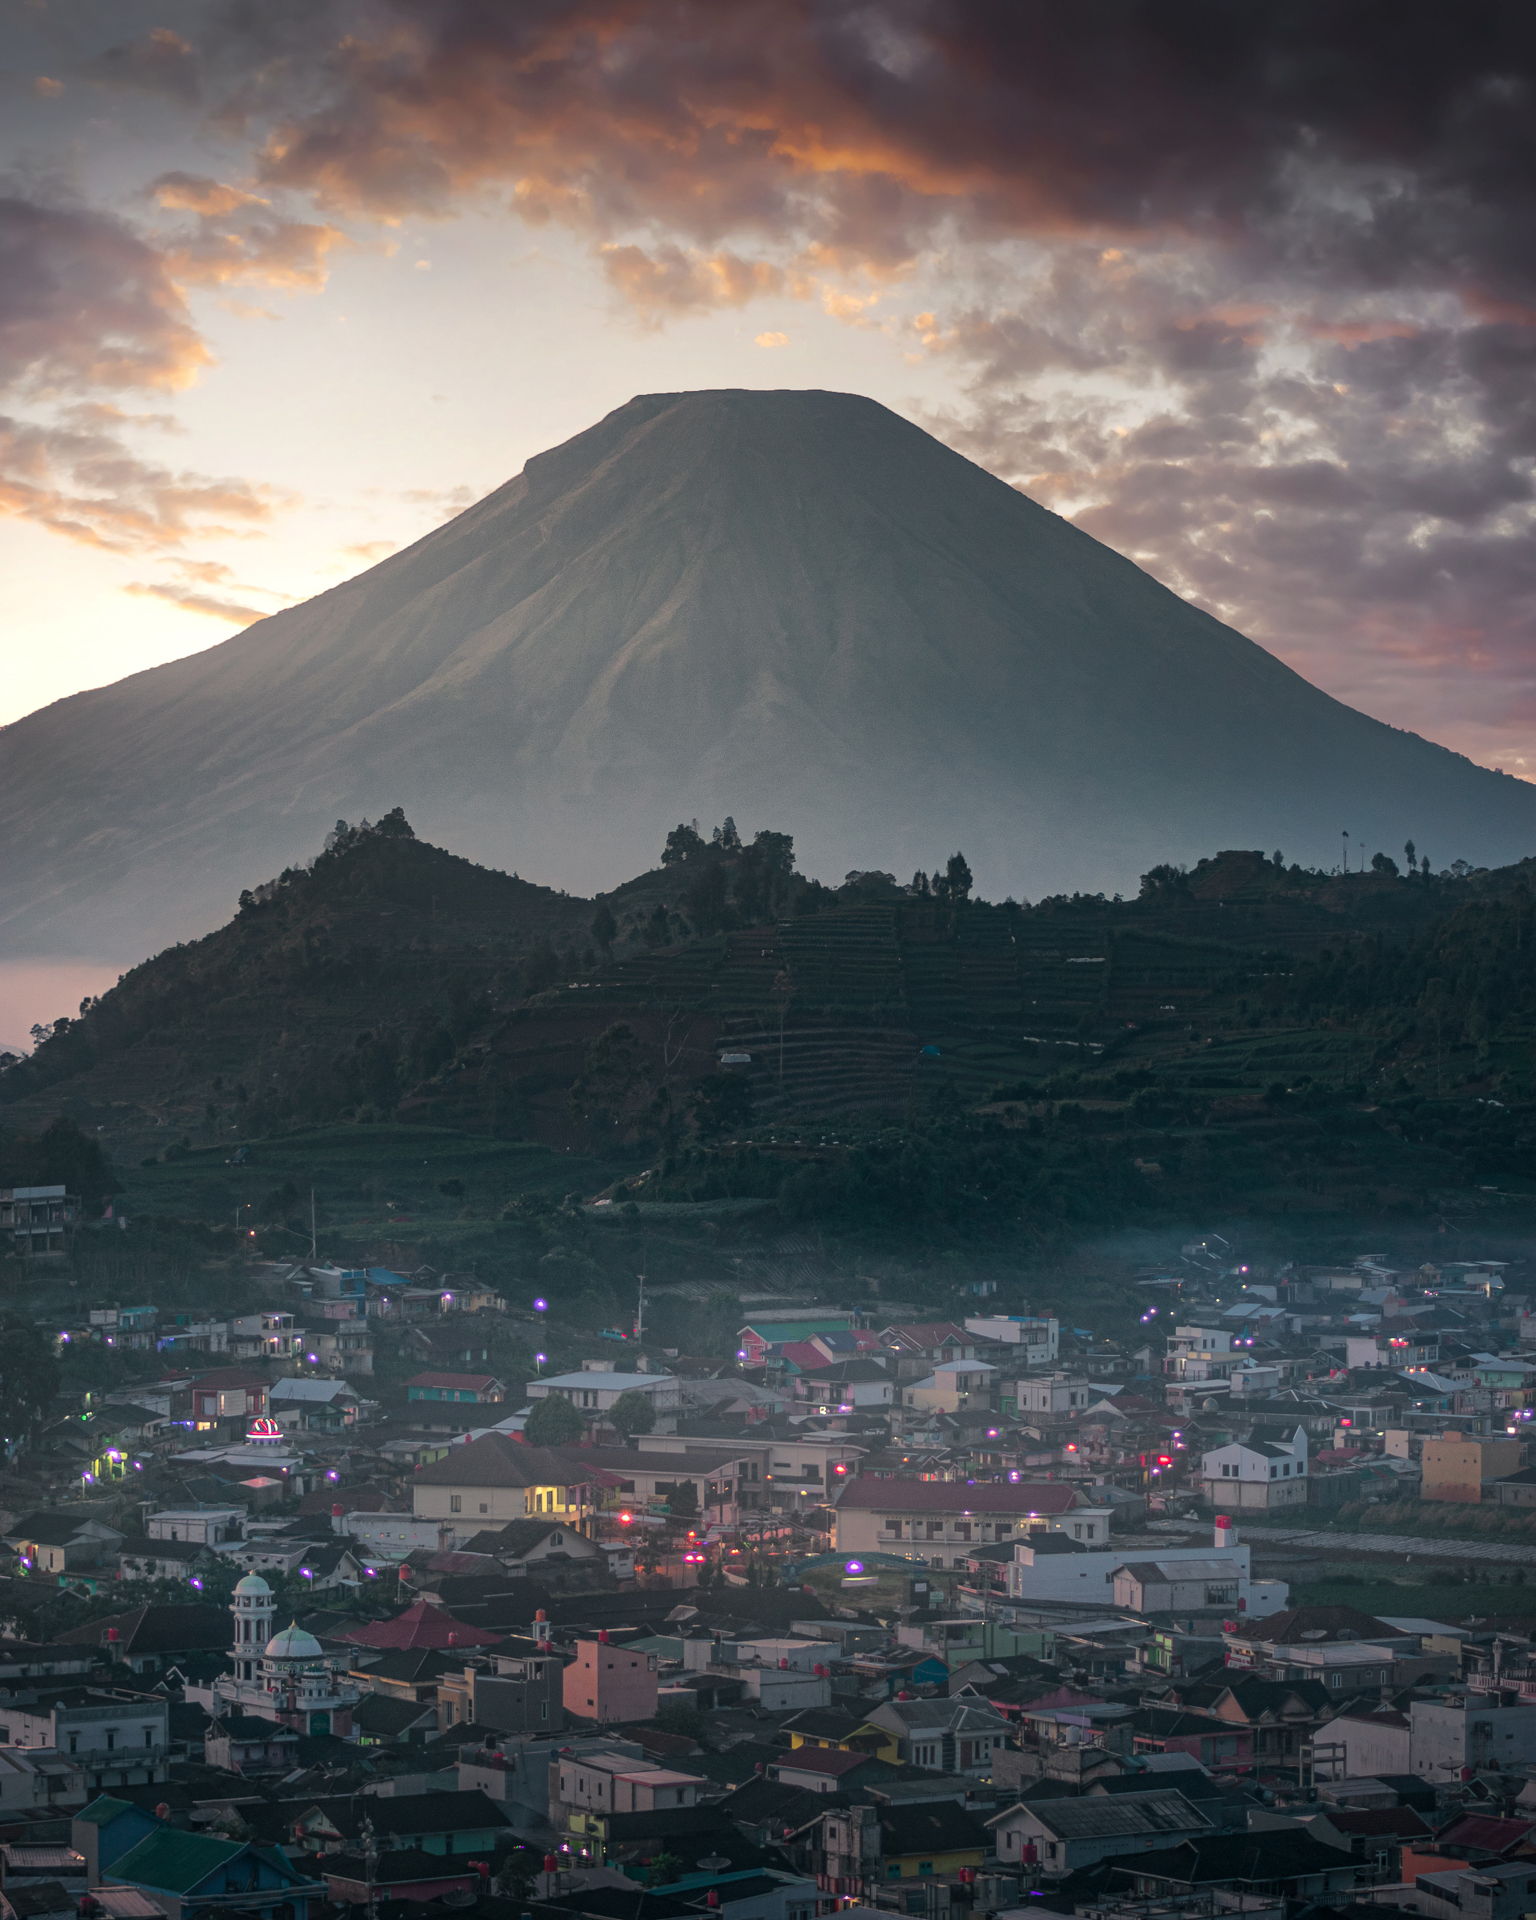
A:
[
  {"xmin": 265, "ymin": 1621, "xmax": 324, "ymax": 1661},
  {"xmin": 234, "ymin": 1573, "xmax": 272, "ymax": 1597}
]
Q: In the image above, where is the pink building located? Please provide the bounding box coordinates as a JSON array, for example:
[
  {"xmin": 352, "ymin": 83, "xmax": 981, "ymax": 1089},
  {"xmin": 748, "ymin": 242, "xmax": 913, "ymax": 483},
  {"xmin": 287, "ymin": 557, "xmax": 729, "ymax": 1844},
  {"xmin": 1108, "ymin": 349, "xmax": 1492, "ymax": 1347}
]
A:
[{"xmin": 563, "ymin": 1630, "xmax": 659, "ymax": 1724}]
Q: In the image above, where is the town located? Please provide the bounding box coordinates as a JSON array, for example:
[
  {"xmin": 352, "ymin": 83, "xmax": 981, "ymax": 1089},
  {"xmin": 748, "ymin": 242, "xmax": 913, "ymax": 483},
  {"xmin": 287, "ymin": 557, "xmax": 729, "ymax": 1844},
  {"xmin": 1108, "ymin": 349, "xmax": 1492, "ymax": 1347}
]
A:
[{"xmin": 0, "ymin": 1245, "xmax": 1529, "ymax": 1920}]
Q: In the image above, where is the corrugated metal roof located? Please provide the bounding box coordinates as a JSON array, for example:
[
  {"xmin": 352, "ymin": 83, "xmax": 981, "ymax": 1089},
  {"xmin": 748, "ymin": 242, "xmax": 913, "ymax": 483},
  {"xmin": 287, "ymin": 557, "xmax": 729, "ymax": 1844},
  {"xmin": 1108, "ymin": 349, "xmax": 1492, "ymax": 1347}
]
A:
[{"xmin": 1025, "ymin": 1790, "xmax": 1210, "ymax": 1840}]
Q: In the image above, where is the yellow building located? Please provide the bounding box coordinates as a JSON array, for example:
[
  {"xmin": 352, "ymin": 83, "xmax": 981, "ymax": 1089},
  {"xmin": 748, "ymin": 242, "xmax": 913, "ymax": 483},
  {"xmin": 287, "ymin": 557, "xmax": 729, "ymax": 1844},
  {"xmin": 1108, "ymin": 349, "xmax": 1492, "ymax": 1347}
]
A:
[
  {"xmin": 786, "ymin": 1716, "xmax": 900, "ymax": 1763},
  {"xmin": 881, "ymin": 1802, "xmax": 987, "ymax": 1883},
  {"xmin": 1421, "ymin": 1431, "xmax": 1521, "ymax": 1503}
]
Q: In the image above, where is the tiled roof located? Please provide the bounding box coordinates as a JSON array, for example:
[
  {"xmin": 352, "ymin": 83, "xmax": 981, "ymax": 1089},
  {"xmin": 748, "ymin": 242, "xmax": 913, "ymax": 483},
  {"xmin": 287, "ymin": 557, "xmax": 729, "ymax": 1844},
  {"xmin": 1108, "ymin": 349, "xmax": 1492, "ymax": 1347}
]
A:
[
  {"xmin": 1436, "ymin": 1814, "xmax": 1536, "ymax": 1855},
  {"xmin": 337, "ymin": 1600, "xmax": 502, "ymax": 1650}
]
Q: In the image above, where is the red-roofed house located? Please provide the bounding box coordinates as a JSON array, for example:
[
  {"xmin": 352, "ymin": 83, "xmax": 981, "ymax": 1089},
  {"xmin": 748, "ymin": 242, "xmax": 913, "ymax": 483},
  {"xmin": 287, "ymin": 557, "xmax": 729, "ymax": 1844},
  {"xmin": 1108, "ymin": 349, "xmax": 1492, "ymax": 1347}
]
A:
[
  {"xmin": 406, "ymin": 1374, "xmax": 506, "ymax": 1405},
  {"xmin": 339, "ymin": 1600, "xmax": 502, "ymax": 1650},
  {"xmin": 831, "ymin": 1476, "xmax": 1081, "ymax": 1565},
  {"xmin": 1435, "ymin": 1814, "xmax": 1536, "ymax": 1862},
  {"xmin": 880, "ymin": 1323, "xmax": 977, "ymax": 1365}
]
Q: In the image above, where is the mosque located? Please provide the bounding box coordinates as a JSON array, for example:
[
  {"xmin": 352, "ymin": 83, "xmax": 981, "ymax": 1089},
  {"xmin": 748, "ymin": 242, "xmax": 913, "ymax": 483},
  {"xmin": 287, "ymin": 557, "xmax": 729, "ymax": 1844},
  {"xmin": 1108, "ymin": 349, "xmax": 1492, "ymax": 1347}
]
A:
[{"xmin": 195, "ymin": 1572, "xmax": 359, "ymax": 1737}]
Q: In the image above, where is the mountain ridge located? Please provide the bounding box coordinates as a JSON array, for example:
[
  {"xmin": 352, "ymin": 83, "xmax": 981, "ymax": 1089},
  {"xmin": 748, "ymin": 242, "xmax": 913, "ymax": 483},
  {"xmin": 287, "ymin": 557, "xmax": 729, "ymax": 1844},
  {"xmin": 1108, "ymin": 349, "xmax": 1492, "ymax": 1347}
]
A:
[{"xmin": 2, "ymin": 386, "xmax": 1532, "ymax": 965}]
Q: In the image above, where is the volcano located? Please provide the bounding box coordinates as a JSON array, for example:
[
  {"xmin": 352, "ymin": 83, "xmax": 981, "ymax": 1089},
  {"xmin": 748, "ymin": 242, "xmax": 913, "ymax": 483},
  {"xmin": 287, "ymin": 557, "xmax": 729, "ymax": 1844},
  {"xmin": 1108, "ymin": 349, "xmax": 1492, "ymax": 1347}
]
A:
[{"xmin": 3, "ymin": 387, "xmax": 1532, "ymax": 963}]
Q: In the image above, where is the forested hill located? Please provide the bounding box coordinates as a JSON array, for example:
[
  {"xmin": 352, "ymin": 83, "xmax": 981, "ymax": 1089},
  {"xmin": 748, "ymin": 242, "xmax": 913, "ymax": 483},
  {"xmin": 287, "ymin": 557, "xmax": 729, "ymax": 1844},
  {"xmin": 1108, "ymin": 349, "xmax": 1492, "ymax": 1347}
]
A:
[{"xmin": 3, "ymin": 813, "xmax": 1534, "ymax": 1175}]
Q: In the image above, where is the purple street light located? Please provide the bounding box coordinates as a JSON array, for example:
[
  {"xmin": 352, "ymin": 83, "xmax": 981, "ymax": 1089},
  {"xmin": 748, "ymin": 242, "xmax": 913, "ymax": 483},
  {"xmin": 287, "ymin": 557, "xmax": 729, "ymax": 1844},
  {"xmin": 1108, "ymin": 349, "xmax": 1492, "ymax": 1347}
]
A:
[{"xmin": 533, "ymin": 1297, "xmax": 548, "ymax": 1313}]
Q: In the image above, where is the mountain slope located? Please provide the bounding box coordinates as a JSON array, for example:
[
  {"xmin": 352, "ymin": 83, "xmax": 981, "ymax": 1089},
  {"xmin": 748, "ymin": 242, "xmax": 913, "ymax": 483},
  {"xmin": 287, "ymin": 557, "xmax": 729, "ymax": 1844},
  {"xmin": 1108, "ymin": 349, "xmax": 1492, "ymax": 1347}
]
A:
[{"xmin": 3, "ymin": 387, "xmax": 1532, "ymax": 964}]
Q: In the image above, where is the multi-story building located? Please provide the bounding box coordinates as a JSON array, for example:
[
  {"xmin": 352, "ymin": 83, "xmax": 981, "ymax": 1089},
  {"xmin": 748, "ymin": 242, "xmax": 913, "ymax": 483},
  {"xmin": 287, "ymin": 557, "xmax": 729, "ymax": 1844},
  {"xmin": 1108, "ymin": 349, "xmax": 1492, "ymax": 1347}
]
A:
[
  {"xmin": 562, "ymin": 1630, "xmax": 658, "ymax": 1724},
  {"xmin": 1421, "ymin": 1430, "xmax": 1521, "ymax": 1502},
  {"xmin": 1199, "ymin": 1427, "xmax": 1309, "ymax": 1510},
  {"xmin": 965, "ymin": 1316, "xmax": 1060, "ymax": 1365},
  {"xmin": 187, "ymin": 1572, "xmax": 357, "ymax": 1737},
  {"xmin": 525, "ymin": 1367, "xmax": 677, "ymax": 1418},
  {"xmin": 435, "ymin": 1624, "xmax": 564, "ymax": 1733},
  {"xmin": 0, "ymin": 1686, "xmax": 168, "ymax": 1794},
  {"xmin": 833, "ymin": 1479, "xmax": 1089, "ymax": 1567},
  {"xmin": 0, "ymin": 1185, "xmax": 77, "ymax": 1256}
]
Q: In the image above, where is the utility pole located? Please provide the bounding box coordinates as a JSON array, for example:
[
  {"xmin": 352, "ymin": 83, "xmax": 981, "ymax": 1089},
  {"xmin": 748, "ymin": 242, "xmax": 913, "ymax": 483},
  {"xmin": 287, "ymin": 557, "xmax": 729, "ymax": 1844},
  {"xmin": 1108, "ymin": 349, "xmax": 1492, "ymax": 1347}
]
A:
[
  {"xmin": 310, "ymin": 1189, "xmax": 317, "ymax": 1260},
  {"xmin": 362, "ymin": 1814, "xmax": 377, "ymax": 1920},
  {"xmin": 635, "ymin": 1271, "xmax": 646, "ymax": 1343}
]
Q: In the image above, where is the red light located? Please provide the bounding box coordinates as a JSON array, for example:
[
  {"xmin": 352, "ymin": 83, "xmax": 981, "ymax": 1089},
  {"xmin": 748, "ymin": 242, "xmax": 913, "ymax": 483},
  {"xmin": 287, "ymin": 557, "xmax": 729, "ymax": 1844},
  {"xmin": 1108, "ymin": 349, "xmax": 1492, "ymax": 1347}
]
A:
[
  {"xmin": 619, "ymin": 1512, "xmax": 632, "ymax": 1525},
  {"xmin": 1341, "ymin": 1418, "xmax": 1352, "ymax": 1427},
  {"xmin": 833, "ymin": 1463, "xmax": 848, "ymax": 1475},
  {"xmin": 1157, "ymin": 1456, "xmax": 1172, "ymax": 1467}
]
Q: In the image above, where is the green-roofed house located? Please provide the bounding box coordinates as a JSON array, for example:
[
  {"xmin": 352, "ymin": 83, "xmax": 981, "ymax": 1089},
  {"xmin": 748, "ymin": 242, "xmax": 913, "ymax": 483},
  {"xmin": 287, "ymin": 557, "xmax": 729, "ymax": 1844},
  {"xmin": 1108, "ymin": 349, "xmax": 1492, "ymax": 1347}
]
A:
[
  {"xmin": 738, "ymin": 1316, "xmax": 854, "ymax": 1366},
  {"xmin": 72, "ymin": 1796, "xmax": 159, "ymax": 1884},
  {"xmin": 105, "ymin": 1827, "xmax": 326, "ymax": 1920}
]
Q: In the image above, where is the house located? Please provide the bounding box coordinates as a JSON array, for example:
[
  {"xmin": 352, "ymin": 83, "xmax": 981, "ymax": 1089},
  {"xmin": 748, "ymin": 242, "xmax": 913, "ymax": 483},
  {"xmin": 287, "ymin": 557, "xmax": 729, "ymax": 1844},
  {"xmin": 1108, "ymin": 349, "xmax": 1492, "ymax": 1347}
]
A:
[
  {"xmin": 0, "ymin": 1186, "xmax": 77, "ymax": 1256},
  {"xmin": 434, "ymin": 1635, "xmax": 565, "ymax": 1733},
  {"xmin": 1492, "ymin": 1466, "xmax": 1536, "ymax": 1508},
  {"xmin": 1199, "ymin": 1427, "xmax": 1308, "ymax": 1510},
  {"xmin": 737, "ymin": 1317, "xmax": 855, "ymax": 1366},
  {"xmin": 906, "ymin": 1361, "xmax": 997, "ymax": 1416},
  {"xmin": 1008, "ymin": 1373, "xmax": 1095, "ymax": 1418},
  {"xmin": 321, "ymin": 1849, "xmax": 483, "ymax": 1907},
  {"xmin": 1109, "ymin": 1829, "xmax": 1360, "ymax": 1899},
  {"xmin": 54, "ymin": 1605, "xmax": 230, "ymax": 1675},
  {"xmin": 0, "ymin": 1687, "xmax": 168, "ymax": 1793},
  {"xmin": 988, "ymin": 1789, "xmax": 1212, "ymax": 1876},
  {"xmin": 227, "ymin": 1313, "xmax": 306, "ymax": 1363},
  {"xmin": 1412, "ymin": 1860, "xmax": 1536, "ymax": 1920},
  {"xmin": 832, "ymin": 1479, "xmax": 1084, "ymax": 1567},
  {"xmin": 187, "ymin": 1372, "xmax": 269, "ymax": 1431},
  {"xmin": 353, "ymin": 1693, "xmax": 439, "ymax": 1746},
  {"xmin": 793, "ymin": 1359, "xmax": 895, "ymax": 1413},
  {"xmin": 861, "ymin": 1697, "xmax": 1010, "ymax": 1774},
  {"xmin": 115, "ymin": 1540, "xmax": 217, "ymax": 1585},
  {"xmin": 145, "ymin": 1508, "xmax": 243, "ymax": 1546},
  {"xmin": 551, "ymin": 1746, "xmax": 704, "ymax": 1821},
  {"xmin": 1422, "ymin": 1431, "xmax": 1522, "ymax": 1503},
  {"xmin": 526, "ymin": 1369, "xmax": 679, "ymax": 1417},
  {"xmin": 104, "ymin": 1826, "xmax": 325, "ymax": 1920},
  {"xmin": 460, "ymin": 1517, "xmax": 605, "ymax": 1573},
  {"xmin": 1131, "ymin": 1707, "xmax": 1255, "ymax": 1772},
  {"xmin": 5, "ymin": 1515, "xmax": 124, "ymax": 1576},
  {"xmin": 1111, "ymin": 1558, "xmax": 1244, "ymax": 1614},
  {"xmin": 203, "ymin": 1714, "xmax": 299, "ymax": 1773},
  {"xmin": 404, "ymin": 1372, "xmax": 506, "ymax": 1405},
  {"xmin": 411, "ymin": 1432, "xmax": 753, "ymax": 1539},
  {"xmin": 279, "ymin": 1788, "xmax": 511, "ymax": 1857},
  {"xmin": 879, "ymin": 1324, "xmax": 979, "ymax": 1377},
  {"xmin": 563, "ymin": 1630, "xmax": 658, "ymax": 1724},
  {"xmin": 878, "ymin": 1801, "xmax": 988, "ymax": 1884},
  {"xmin": 965, "ymin": 1316, "xmax": 1060, "ymax": 1365},
  {"xmin": 73, "ymin": 1797, "xmax": 162, "ymax": 1885},
  {"xmin": 268, "ymin": 1378, "xmax": 362, "ymax": 1430}
]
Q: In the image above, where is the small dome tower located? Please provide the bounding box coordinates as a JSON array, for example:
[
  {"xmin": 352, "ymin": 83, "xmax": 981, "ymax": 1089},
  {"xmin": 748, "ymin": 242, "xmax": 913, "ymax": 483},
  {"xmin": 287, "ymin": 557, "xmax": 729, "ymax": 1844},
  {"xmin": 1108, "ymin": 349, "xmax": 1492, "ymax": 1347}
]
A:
[{"xmin": 230, "ymin": 1571, "xmax": 274, "ymax": 1682}]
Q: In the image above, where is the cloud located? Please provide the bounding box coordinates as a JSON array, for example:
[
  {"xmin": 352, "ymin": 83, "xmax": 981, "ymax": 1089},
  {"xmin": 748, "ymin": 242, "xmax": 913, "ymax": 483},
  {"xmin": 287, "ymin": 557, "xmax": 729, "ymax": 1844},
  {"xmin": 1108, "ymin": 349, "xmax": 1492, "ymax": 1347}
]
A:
[
  {"xmin": 600, "ymin": 243, "xmax": 786, "ymax": 320},
  {"xmin": 754, "ymin": 330, "xmax": 788, "ymax": 347},
  {"xmin": 341, "ymin": 538, "xmax": 396, "ymax": 562},
  {"xmin": 85, "ymin": 26, "xmax": 201, "ymax": 103},
  {"xmin": 0, "ymin": 196, "xmax": 210, "ymax": 393},
  {"xmin": 0, "ymin": 411, "xmax": 281, "ymax": 552},
  {"xmin": 148, "ymin": 173, "xmax": 351, "ymax": 292}
]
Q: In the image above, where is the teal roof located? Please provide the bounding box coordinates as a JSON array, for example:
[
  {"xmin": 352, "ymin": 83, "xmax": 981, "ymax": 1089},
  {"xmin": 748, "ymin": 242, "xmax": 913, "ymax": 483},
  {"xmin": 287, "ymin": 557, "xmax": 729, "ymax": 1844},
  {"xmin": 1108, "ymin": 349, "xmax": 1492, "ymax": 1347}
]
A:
[
  {"xmin": 743, "ymin": 1318, "xmax": 850, "ymax": 1339},
  {"xmin": 75, "ymin": 1795, "xmax": 136, "ymax": 1827},
  {"xmin": 109, "ymin": 1830, "xmax": 246, "ymax": 1895}
]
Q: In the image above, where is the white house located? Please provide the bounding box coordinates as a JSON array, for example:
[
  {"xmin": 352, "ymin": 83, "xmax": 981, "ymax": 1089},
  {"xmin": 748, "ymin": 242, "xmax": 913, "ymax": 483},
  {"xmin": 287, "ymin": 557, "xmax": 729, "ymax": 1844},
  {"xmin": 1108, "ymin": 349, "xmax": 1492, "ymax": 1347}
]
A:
[
  {"xmin": 1011, "ymin": 1521, "xmax": 1285, "ymax": 1616},
  {"xmin": 1111, "ymin": 1558, "xmax": 1245, "ymax": 1614},
  {"xmin": 526, "ymin": 1368, "xmax": 680, "ymax": 1417},
  {"xmin": 965, "ymin": 1317, "xmax": 1060, "ymax": 1365},
  {"xmin": 1200, "ymin": 1426, "xmax": 1308, "ymax": 1511},
  {"xmin": 1010, "ymin": 1373, "xmax": 1094, "ymax": 1417}
]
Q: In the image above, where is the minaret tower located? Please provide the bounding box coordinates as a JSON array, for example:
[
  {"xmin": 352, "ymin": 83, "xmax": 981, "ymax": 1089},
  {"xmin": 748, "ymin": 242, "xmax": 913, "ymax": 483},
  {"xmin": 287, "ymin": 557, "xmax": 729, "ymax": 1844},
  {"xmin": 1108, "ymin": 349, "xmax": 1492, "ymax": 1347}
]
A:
[{"xmin": 230, "ymin": 1572, "xmax": 274, "ymax": 1683}]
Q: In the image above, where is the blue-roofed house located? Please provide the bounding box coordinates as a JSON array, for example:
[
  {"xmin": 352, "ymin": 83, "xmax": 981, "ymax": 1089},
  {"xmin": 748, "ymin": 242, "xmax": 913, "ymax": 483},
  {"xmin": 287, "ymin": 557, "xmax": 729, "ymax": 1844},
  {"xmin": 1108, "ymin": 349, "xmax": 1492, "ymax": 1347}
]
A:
[{"xmin": 73, "ymin": 1797, "xmax": 160, "ymax": 1884}]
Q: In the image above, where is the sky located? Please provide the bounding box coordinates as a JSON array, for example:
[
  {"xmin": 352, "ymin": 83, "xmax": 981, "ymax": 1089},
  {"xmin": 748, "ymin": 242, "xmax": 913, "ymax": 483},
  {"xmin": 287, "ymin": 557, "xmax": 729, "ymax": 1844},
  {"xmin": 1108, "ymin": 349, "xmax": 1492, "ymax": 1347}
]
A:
[{"xmin": 2, "ymin": 0, "xmax": 1534, "ymax": 779}]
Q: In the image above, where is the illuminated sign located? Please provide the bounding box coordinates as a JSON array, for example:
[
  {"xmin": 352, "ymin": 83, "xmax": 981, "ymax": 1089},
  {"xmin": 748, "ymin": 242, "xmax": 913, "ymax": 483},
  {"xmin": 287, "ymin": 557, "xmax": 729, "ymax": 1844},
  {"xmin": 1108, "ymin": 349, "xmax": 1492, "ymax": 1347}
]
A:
[{"xmin": 247, "ymin": 1416, "xmax": 284, "ymax": 1443}]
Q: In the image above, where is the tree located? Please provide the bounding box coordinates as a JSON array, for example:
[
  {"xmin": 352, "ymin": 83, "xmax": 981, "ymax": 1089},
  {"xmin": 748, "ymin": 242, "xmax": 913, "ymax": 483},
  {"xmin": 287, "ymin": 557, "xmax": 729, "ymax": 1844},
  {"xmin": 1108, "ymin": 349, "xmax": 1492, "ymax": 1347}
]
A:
[
  {"xmin": 662, "ymin": 822, "xmax": 706, "ymax": 866},
  {"xmin": 591, "ymin": 902, "xmax": 618, "ymax": 953},
  {"xmin": 521, "ymin": 940, "xmax": 560, "ymax": 997},
  {"xmin": 661, "ymin": 1478, "xmax": 698, "ymax": 1519},
  {"xmin": 571, "ymin": 1023, "xmax": 654, "ymax": 1134},
  {"xmin": 1405, "ymin": 838, "xmax": 1417, "ymax": 872},
  {"xmin": 712, "ymin": 817, "xmax": 742, "ymax": 851},
  {"xmin": 610, "ymin": 1388, "xmax": 657, "ymax": 1439},
  {"xmin": 945, "ymin": 851, "xmax": 974, "ymax": 902},
  {"xmin": 0, "ymin": 1116, "xmax": 122, "ymax": 1200},
  {"xmin": 0, "ymin": 1325, "xmax": 59, "ymax": 1450},
  {"xmin": 525, "ymin": 1394, "xmax": 584, "ymax": 1445},
  {"xmin": 682, "ymin": 861, "xmax": 730, "ymax": 935},
  {"xmin": 1371, "ymin": 852, "xmax": 1400, "ymax": 877},
  {"xmin": 688, "ymin": 1073, "xmax": 754, "ymax": 1141}
]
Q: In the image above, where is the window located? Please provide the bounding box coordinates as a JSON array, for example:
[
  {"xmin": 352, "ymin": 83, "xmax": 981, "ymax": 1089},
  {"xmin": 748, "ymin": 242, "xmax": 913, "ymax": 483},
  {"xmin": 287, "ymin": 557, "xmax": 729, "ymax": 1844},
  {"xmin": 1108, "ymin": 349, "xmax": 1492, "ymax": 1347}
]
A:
[
  {"xmin": 143, "ymin": 1728, "xmax": 154, "ymax": 1748},
  {"xmin": 450, "ymin": 1495, "xmax": 462, "ymax": 1513},
  {"xmin": 479, "ymin": 1503, "xmax": 488, "ymax": 1514},
  {"xmin": 1282, "ymin": 1464, "xmax": 1291, "ymax": 1476},
  {"xmin": 1270, "ymin": 1465, "xmax": 1277, "ymax": 1479},
  {"xmin": 105, "ymin": 1730, "xmax": 117, "ymax": 1751},
  {"xmin": 68, "ymin": 1734, "xmax": 77, "ymax": 1754},
  {"xmin": 885, "ymin": 1519, "xmax": 902, "ymax": 1534}
]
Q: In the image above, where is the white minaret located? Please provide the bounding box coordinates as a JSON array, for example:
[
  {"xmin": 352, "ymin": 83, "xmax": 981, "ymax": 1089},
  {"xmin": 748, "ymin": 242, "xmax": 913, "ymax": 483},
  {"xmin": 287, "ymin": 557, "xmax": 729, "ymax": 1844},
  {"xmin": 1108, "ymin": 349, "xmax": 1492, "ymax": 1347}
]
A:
[{"xmin": 230, "ymin": 1572, "xmax": 274, "ymax": 1682}]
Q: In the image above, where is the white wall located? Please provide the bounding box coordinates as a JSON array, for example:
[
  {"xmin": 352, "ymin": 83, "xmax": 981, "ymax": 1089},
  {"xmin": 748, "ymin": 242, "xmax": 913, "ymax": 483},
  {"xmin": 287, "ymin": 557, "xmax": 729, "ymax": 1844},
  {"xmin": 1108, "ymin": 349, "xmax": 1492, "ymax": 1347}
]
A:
[{"xmin": 1010, "ymin": 1540, "xmax": 1250, "ymax": 1604}]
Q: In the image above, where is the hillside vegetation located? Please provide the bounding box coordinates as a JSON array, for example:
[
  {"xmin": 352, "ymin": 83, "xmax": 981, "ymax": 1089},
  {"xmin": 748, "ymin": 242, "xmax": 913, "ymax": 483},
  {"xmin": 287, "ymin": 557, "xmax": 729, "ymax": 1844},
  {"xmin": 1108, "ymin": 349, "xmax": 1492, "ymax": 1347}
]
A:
[{"xmin": 4, "ymin": 813, "xmax": 1533, "ymax": 1255}]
